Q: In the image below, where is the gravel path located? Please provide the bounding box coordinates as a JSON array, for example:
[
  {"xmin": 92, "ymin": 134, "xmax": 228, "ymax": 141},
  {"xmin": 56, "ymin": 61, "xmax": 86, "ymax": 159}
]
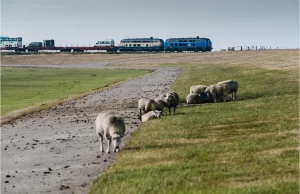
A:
[{"xmin": 1, "ymin": 67, "xmax": 181, "ymax": 194}]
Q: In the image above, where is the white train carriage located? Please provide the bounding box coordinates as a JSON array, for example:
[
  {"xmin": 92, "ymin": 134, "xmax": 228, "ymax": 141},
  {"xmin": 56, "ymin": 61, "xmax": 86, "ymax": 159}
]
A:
[{"xmin": 118, "ymin": 37, "xmax": 164, "ymax": 52}]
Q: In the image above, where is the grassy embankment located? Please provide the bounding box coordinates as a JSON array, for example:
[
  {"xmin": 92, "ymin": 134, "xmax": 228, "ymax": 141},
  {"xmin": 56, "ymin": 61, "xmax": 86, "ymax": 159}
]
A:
[
  {"xmin": 90, "ymin": 63, "xmax": 299, "ymax": 194},
  {"xmin": 1, "ymin": 67, "xmax": 151, "ymax": 115}
]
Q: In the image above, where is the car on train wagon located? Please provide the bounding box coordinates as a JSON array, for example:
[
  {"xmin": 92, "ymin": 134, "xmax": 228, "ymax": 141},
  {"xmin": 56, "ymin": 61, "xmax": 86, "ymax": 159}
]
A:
[
  {"xmin": 118, "ymin": 37, "xmax": 164, "ymax": 52},
  {"xmin": 164, "ymin": 36, "xmax": 213, "ymax": 52},
  {"xmin": 94, "ymin": 39, "xmax": 115, "ymax": 47}
]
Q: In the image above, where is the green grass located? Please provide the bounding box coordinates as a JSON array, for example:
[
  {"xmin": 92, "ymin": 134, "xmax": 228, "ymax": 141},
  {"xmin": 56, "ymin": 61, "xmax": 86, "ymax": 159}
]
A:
[
  {"xmin": 89, "ymin": 63, "xmax": 299, "ymax": 194},
  {"xmin": 1, "ymin": 67, "xmax": 151, "ymax": 115}
]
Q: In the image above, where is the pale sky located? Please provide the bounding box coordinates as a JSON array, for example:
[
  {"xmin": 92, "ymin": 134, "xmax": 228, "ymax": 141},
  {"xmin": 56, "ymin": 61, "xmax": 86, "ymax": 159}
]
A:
[{"xmin": 1, "ymin": 0, "xmax": 299, "ymax": 50}]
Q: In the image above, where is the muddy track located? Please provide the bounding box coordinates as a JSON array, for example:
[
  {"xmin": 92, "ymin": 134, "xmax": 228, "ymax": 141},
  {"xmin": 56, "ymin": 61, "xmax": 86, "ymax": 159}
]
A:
[{"xmin": 1, "ymin": 67, "xmax": 181, "ymax": 194}]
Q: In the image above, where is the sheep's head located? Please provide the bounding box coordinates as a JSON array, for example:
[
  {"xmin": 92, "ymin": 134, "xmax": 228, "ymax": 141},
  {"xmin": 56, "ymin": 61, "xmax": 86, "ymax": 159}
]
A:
[
  {"xmin": 112, "ymin": 134, "xmax": 121, "ymax": 152},
  {"xmin": 154, "ymin": 110, "xmax": 162, "ymax": 118},
  {"xmin": 204, "ymin": 87, "xmax": 210, "ymax": 93},
  {"xmin": 163, "ymin": 93, "xmax": 173, "ymax": 104}
]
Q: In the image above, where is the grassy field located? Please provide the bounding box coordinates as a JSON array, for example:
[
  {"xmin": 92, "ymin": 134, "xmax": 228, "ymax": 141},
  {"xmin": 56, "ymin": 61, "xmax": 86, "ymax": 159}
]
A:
[
  {"xmin": 89, "ymin": 63, "xmax": 299, "ymax": 194},
  {"xmin": 1, "ymin": 67, "xmax": 151, "ymax": 115}
]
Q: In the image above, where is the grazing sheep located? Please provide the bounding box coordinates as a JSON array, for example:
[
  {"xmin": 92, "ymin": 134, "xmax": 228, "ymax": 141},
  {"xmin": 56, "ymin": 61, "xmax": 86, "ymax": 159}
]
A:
[
  {"xmin": 154, "ymin": 98, "xmax": 165, "ymax": 113},
  {"xmin": 159, "ymin": 91, "xmax": 180, "ymax": 114},
  {"xmin": 189, "ymin": 85, "xmax": 208, "ymax": 94},
  {"xmin": 204, "ymin": 83, "xmax": 229, "ymax": 103},
  {"xmin": 217, "ymin": 80, "xmax": 239, "ymax": 100},
  {"xmin": 138, "ymin": 98, "xmax": 162, "ymax": 115},
  {"xmin": 186, "ymin": 93, "xmax": 201, "ymax": 104},
  {"xmin": 141, "ymin": 110, "xmax": 162, "ymax": 122},
  {"xmin": 95, "ymin": 111, "xmax": 126, "ymax": 153},
  {"xmin": 199, "ymin": 92, "xmax": 215, "ymax": 103}
]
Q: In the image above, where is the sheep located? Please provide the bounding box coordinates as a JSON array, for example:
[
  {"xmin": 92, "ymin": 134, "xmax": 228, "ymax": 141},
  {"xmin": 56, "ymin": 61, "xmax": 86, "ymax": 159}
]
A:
[
  {"xmin": 138, "ymin": 98, "xmax": 162, "ymax": 115},
  {"xmin": 95, "ymin": 110, "xmax": 126, "ymax": 153},
  {"xmin": 189, "ymin": 85, "xmax": 208, "ymax": 94},
  {"xmin": 204, "ymin": 83, "xmax": 229, "ymax": 103},
  {"xmin": 141, "ymin": 110, "xmax": 162, "ymax": 122},
  {"xmin": 154, "ymin": 98, "xmax": 165, "ymax": 113},
  {"xmin": 159, "ymin": 91, "xmax": 180, "ymax": 114},
  {"xmin": 217, "ymin": 80, "xmax": 239, "ymax": 100},
  {"xmin": 186, "ymin": 93, "xmax": 201, "ymax": 104}
]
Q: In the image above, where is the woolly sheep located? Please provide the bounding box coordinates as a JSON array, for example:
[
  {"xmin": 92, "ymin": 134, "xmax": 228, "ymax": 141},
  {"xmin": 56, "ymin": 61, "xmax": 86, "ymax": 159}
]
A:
[
  {"xmin": 186, "ymin": 93, "xmax": 201, "ymax": 104},
  {"xmin": 141, "ymin": 110, "xmax": 162, "ymax": 122},
  {"xmin": 159, "ymin": 91, "xmax": 180, "ymax": 114},
  {"xmin": 204, "ymin": 83, "xmax": 229, "ymax": 103},
  {"xmin": 154, "ymin": 98, "xmax": 165, "ymax": 113},
  {"xmin": 138, "ymin": 98, "xmax": 162, "ymax": 115},
  {"xmin": 189, "ymin": 85, "xmax": 208, "ymax": 94},
  {"xmin": 95, "ymin": 110, "xmax": 126, "ymax": 153},
  {"xmin": 217, "ymin": 80, "xmax": 239, "ymax": 100}
]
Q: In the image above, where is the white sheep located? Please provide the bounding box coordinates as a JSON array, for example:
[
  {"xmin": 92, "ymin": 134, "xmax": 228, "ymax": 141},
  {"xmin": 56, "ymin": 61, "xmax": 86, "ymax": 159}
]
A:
[
  {"xmin": 217, "ymin": 80, "xmax": 239, "ymax": 100},
  {"xmin": 189, "ymin": 85, "xmax": 208, "ymax": 94},
  {"xmin": 204, "ymin": 83, "xmax": 229, "ymax": 103},
  {"xmin": 186, "ymin": 93, "xmax": 201, "ymax": 104},
  {"xmin": 95, "ymin": 110, "xmax": 126, "ymax": 153},
  {"xmin": 159, "ymin": 91, "xmax": 180, "ymax": 114},
  {"xmin": 138, "ymin": 98, "xmax": 162, "ymax": 115},
  {"xmin": 141, "ymin": 110, "xmax": 162, "ymax": 122}
]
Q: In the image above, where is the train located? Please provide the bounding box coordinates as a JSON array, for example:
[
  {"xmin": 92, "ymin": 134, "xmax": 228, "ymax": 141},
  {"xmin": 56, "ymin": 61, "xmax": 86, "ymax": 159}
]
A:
[{"xmin": 0, "ymin": 36, "xmax": 213, "ymax": 53}]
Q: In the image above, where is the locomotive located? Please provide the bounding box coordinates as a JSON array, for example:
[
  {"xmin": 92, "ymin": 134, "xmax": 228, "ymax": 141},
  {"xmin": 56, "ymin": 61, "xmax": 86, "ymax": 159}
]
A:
[{"xmin": 164, "ymin": 36, "xmax": 212, "ymax": 52}]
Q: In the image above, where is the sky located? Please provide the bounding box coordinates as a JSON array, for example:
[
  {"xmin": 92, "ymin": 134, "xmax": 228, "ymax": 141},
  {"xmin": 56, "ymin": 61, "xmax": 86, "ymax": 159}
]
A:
[{"xmin": 1, "ymin": 0, "xmax": 299, "ymax": 50}]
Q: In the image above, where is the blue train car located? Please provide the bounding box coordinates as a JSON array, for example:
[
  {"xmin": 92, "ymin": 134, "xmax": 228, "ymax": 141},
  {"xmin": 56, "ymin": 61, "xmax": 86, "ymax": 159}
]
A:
[
  {"xmin": 118, "ymin": 37, "xmax": 164, "ymax": 52},
  {"xmin": 164, "ymin": 36, "xmax": 213, "ymax": 52}
]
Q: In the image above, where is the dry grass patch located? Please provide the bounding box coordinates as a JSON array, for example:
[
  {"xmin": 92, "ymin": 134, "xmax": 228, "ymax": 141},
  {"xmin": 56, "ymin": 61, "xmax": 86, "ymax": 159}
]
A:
[
  {"xmin": 166, "ymin": 138, "xmax": 217, "ymax": 144},
  {"xmin": 259, "ymin": 147, "xmax": 299, "ymax": 158},
  {"xmin": 228, "ymin": 176, "xmax": 298, "ymax": 189}
]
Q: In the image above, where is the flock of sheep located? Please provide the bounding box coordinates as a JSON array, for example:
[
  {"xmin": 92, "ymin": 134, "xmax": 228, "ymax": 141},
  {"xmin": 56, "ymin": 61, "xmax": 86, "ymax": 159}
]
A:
[{"xmin": 95, "ymin": 80, "xmax": 239, "ymax": 153}]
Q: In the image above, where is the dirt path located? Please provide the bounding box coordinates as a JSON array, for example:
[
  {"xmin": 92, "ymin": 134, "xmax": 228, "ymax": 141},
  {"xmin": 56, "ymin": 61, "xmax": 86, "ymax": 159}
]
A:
[{"xmin": 1, "ymin": 67, "xmax": 181, "ymax": 194}]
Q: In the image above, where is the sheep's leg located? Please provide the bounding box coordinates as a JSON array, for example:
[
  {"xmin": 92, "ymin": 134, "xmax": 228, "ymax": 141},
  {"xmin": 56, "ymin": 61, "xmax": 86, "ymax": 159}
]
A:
[
  {"xmin": 99, "ymin": 133, "xmax": 104, "ymax": 153},
  {"xmin": 233, "ymin": 92, "xmax": 236, "ymax": 100},
  {"xmin": 107, "ymin": 138, "xmax": 111, "ymax": 153},
  {"xmin": 223, "ymin": 95, "xmax": 227, "ymax": 102},
  {"xmin": 173, "ymin": 106, "xmax": 176, "ymax": 114},
  {"xmin": 213, "ymin": 95, "xmax": 217, "ymax": 103}
]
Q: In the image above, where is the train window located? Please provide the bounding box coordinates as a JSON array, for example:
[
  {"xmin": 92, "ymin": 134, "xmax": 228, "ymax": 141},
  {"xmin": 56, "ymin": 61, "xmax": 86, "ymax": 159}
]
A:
[
  {"xmin": 133, "ymin": 44, "xmax": 136, "ymax": 46},
  {"xmin": 129, "ymin": 44, "xmax": 131, "ymax": 47},
  {"xmin": 179, "ymin": 40, "xmax": 182, "ymax": 42},
  {"xmin": 183, "ymin": 44, "xmax": 187, "ymax": 46},
  {"xmin": 183, "ymin": 40, "xmax": 187, "ymax": 42},
  {"xmin": 125, "ymin": 44, "xmax": 128, "ymax": 47},
  {"xmin": 179, "ymin": 44, "xmax": 182, "ymax": 46},
  {"xmin": 171, "ymin": 44, "xmax": 173, "ymax": 46},
  {"xmin": 175, "ymin": 44, "xmax": 177, "ymax": 46},
  {"xmin": 137, "ymin": 44, "xmax": 140, "ymax": 47},
  {"xmin": 146, "ymin": 44, "xmax": 148, "ymax": 47}
]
